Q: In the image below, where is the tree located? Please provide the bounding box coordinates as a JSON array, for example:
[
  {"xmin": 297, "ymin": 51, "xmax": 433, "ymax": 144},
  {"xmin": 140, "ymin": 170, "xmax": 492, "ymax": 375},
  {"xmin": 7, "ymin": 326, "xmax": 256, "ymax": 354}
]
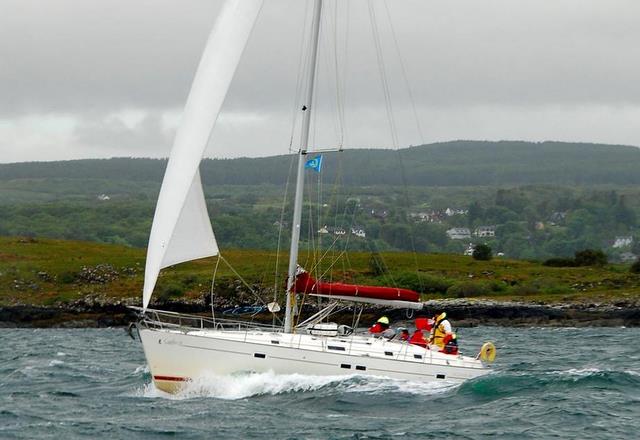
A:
[
  {"xmin": 630, "ymin": 259, "xmax": 640, "ymax": 274},
  {"xmin": 614, "ymin": 195, "xmax": 637, "ymax": 227},
  {"xmin": 574, "ymin": 249, "xmax": 608, "ymax": 266},
  {"xmin": 368, "ymin": 252, "xmax": 388, "ymax": 276},
  {"xmin": 467, "ymin": 201, "xmax": 485, "ymax": 225},
  {"xmin": 473, "ymin": 243, "xmax": 492, "ymax": 261}
]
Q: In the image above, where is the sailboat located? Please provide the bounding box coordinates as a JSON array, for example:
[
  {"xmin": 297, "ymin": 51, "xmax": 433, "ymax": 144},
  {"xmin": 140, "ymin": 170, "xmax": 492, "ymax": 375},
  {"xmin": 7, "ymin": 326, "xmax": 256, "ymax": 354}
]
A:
[{"xmin": 133, "ymin": 0, "xmax": 495, "ymax": 393}]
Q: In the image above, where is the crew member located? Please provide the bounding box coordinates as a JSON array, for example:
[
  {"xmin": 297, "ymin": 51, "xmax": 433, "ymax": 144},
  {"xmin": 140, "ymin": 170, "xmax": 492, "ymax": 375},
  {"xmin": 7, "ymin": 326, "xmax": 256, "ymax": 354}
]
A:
[
  {"xmin": 399, "ymin": 328, "xmax": 410, "ymax": 341},
  {"xmin": 430, "ymin": 312, "xmax": 453, "ymax": 349},
  {"xmin": 369, "ymin": 316, "xmax": 390, "ymax": 334},
  {"xmin": 408, "ymin": 329, "xmax": 427, "ymax": 348},
  {"xmin": 440, "ymin": 332, "xmax": 459, "ymax": 355}
]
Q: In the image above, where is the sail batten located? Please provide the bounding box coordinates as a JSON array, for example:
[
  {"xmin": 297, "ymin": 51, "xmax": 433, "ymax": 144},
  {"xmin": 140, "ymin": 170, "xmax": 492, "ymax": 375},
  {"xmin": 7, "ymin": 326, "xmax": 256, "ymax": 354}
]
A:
[{"xmin": 142, "ymin": 0, "xmax": 263, "ymax": 309}]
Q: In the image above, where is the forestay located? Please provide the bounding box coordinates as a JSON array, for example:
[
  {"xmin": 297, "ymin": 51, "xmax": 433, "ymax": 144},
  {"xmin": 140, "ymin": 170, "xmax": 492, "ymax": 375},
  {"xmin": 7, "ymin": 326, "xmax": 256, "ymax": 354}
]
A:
[{"xmin": 142, "ymin": 0, "xmax": 263, "ymax": 309}]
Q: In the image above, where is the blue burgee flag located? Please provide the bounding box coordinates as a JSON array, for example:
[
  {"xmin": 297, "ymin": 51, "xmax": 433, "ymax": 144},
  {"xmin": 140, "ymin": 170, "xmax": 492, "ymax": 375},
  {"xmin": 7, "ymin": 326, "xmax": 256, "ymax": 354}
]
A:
[{"xmin": 304, "ymin": 155, "xmax": 323, "ymax": 172}]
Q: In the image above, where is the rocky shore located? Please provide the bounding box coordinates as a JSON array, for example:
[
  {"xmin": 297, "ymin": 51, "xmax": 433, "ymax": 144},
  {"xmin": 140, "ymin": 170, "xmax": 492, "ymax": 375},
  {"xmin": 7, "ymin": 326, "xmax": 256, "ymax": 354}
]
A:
[{"xmin": 1, "ymin": 295, "xmax": 639, "ymax": 328}]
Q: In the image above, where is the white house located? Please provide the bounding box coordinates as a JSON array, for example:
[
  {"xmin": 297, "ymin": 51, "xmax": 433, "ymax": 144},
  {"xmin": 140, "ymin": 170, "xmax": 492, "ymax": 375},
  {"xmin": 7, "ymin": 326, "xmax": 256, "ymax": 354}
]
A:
[
  {"xmin": 463, "ymin": 243, "xmax": 475, "ymax": 256},
  {"xmin": 410, "ymin": 212, "xmax": 430, "ymax": 222},
  {"xmin": 317, "ymin": 225, "xmax": 329, "ymax": 234},
  {"xmin": 445, "ymin": 208, "xmax": 468, "ymax": 217},
  {"xmin": 370, "ymin": 209, "xmax": 389, "ymax": 219},
  {"xmin": 409, "ymin": 211, "xmax": 443, "ymax": 224},
  {"xmin": 97, "ymin": 194, "xmax": 110, "ymax": 201},
  {"xmin": 613, "ymin": 236, "xmax": 633, "ymax": 249},
  {"xmin": 620, "ymin": 252, "xmax": 637, "ymax": 263},
  {"xmin": 446, "ymin": 228, "xmax": 471, "ymax": 240},
  {"xmin": 333, "ymin": 227, "xmax": 347, "ymax": 236},
  {"xmin": 351, "ymin": 228, "xmax": 366, "ymax": 238},
  {"xmin": 474, "ymin": 226, "xmax": 496, "ymax": 238}
]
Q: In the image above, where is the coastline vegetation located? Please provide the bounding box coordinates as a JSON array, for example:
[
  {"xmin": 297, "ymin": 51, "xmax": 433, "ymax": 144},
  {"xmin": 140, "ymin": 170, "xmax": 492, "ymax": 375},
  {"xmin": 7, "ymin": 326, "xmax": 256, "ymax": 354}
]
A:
[{"xmin": 1, "ymin": 237, "xmax": 638, "ymax": 307}]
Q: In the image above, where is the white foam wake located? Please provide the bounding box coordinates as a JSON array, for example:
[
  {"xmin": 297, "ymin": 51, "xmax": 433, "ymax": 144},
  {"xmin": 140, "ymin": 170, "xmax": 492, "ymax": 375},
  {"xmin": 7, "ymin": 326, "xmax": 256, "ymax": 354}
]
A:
[
  {"xmin": 547, "ymin": 367, "xmax": 640, "ymax": 380},
  {"xmin": 136, "ymin": 370, "xmax": 457, "ymax": 401}
]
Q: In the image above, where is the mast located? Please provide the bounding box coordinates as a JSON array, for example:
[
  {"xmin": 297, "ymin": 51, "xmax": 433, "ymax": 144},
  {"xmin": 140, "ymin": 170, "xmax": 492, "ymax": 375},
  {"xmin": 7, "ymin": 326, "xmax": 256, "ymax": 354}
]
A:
[{"xmin": 284, "ymin": 0, "xmax": 323, "ymax": 333}]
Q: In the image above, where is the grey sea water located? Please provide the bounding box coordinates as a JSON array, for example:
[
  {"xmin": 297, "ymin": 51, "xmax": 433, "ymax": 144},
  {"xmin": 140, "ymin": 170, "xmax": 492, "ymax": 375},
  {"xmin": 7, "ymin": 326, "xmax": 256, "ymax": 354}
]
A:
[{"xmin": 0, "ymin": 326, "xmax": 638, "ymax": 439}]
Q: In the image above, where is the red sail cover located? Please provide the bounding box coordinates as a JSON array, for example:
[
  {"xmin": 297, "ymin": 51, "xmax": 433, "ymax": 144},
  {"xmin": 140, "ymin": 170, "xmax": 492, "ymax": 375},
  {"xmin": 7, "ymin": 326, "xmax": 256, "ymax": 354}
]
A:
[{"xmin": 295, "ymin": 271, "xmax": 419, "ymax": 302}]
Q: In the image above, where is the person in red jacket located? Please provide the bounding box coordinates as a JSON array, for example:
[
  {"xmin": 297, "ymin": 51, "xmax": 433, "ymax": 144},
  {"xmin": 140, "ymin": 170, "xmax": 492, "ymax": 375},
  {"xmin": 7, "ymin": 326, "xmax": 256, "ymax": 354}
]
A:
[
  {"xmin": 368, "ymin": 316, "xmax": 390, "ymax": 334},
  {"xmin": 408, "ymin": 329, "xmax": 427, "ymax": 348},
  {"xmin": 440, "ymin": 332, "xmax": 459, "ymax": 355}
]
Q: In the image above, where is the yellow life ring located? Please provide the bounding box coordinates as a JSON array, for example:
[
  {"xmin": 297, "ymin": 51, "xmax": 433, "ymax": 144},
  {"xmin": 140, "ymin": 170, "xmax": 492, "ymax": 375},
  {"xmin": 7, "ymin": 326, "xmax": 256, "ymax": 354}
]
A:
[{"xmin": 478, "ymin": 342, "xmax": 496, "ymax": 362}]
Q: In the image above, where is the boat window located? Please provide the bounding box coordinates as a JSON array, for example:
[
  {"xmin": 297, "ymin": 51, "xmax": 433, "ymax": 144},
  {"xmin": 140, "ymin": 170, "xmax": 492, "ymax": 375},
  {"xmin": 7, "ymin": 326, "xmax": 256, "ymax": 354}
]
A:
[
  {"xmin": 328, "ymin": 345, "xmax": 346, "ymax": 351},
  {"xmin": 384, "ymin": 351, "xmax": 393, "ymax": 356},
  {"xmin": 355, "ymin": 365, "xmax": 366, "ymax": 371},
  {"xmin": 254, "ymin": 353, "xmax": 266, "ymax": 359},
  {"xmin": 271, "ymin": 340, "xmax": 279, "ymax": 345},
  {"xmin": 340, "ymin": 364, "xmax": 351, "ymax": 369},
  {"xmin": 436, "ymin": 374, "xmax": 446, "ymax": 379},
  {"xmin": 414, "ymin": 354, "xmax": 423, "ymax": 359}
]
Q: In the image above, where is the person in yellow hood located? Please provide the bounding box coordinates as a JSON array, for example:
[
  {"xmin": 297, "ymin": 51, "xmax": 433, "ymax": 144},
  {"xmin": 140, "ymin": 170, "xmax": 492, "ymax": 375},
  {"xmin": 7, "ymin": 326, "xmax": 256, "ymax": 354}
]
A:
[
  {"xmin": 430, "ymin": 312, "xmax": 453, "ymax": 349},
  {"xmin": 369, "ymin": 316, "xmax": 390, "ymax": 334}
]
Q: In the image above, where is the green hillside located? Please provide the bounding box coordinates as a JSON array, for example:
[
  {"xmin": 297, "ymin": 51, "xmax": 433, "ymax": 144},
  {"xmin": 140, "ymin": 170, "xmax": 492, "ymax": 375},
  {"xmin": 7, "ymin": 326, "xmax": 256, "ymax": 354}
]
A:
[
  {"xmin": 1, "ymin": 141, "xmax": 640, "ymax": 260},
  {"xmin": 1, "ymin": 237, "xmax": 638, "ymax": 307},
  {"xmin": 2, "ymin": 140, "xmax": 640, "ymax": 187}
]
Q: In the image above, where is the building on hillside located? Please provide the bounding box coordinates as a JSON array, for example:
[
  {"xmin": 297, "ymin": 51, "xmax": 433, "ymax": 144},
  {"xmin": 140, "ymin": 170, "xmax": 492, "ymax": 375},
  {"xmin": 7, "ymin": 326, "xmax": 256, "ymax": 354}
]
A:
[
  {"xmin": 474, "ymin": 226, "xmax": 496, "ymax": 238},
  {"xmin": 318, "ymin": 226, "xmax": 347, "ymax": 236},
  {"xmin": 370, "ymin": 209, "xmax": 389, "ymax": 220},
  {"xmin": 463, "ymin": 243, "xmax": 475, "ymax": 256},
  {"xmin": 445, "ymin": 208, "xmax": 468, "ymax": 217},
  {"xmin": 612, "ymin": 236, "xmax": 633, "ymax": 249},
  {"xmin": 619, "ymin": 252, "xmax": 637, "ymax": 263},
  {"xmin": 549, "ymin": 211, "xmax": 567, "ymax": 225},
  {"xmin": 534, "ymin": 221, "xmax": 545, "ymax": 231},
  {"xmin": 409, "ymin": 211, "xmax": 444, "ymax": 223},
  {"xmin": 446, "ymin": 228, "xmax": 471, "ymax": 240},
  {"xmin": 97, "ymin": 194, "xmax": 110, "ymax": 201},
  {"xmin": 410, "ymin": 212, "xmax": 430, "ymax": 222},
  {"xmin": 351, "ymin": 228, "xmax": 366, "ymax": 238}
]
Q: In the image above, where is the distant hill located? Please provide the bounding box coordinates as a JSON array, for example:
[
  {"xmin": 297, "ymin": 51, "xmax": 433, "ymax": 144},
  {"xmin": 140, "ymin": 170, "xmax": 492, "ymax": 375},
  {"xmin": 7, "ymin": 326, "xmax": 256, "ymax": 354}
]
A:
[{"xmin": 2, "ymin": 140, "xmax": 640, "ymax": 186}]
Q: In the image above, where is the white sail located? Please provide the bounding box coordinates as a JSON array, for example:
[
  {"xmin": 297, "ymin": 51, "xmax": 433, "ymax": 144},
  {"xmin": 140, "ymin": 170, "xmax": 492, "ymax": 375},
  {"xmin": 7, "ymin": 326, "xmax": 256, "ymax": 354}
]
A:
[
  {"xmin": 143, "ymin": 0, "xmax": 263, "ymax": 309},
  {"xmin": 159, "ymin": 169, "xmax": 218, "ymax": 269}
]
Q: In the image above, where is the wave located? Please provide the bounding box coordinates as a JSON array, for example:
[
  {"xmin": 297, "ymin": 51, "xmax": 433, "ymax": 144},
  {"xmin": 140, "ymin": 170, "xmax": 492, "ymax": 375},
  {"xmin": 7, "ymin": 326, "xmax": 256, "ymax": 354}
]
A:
[
  {"xmin": 135, "ymin": 370, "xmax": 457, "ymax": 401},
  {"xmin": 461, "ymin": 366, "xmax": 640, "ymax": 398},
  {"xmin": 132, "ymin": 365, "xmax": 149, "ymax": 375},
  {"xmin": 546, "ymin": 367, "xmax": 640, "ymax": 382}
]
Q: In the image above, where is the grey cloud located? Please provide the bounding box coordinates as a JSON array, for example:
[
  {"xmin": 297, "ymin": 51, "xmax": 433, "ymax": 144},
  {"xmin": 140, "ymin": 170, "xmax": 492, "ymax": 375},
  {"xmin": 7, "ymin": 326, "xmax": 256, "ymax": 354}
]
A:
[
  {"xmin": 72, "ymin": 112, "xmax": 173, "ymax": 156},
  {"xmin": 1, "ymin": 0, "xmax": 639, "ymax": 162}
]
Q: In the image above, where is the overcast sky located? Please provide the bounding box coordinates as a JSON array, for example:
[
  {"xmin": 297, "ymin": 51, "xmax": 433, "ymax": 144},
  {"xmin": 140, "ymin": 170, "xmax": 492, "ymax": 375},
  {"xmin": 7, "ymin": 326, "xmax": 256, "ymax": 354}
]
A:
[{"xmin": 1, "ymin": 0, "xmax": 639, "ymax": 163}]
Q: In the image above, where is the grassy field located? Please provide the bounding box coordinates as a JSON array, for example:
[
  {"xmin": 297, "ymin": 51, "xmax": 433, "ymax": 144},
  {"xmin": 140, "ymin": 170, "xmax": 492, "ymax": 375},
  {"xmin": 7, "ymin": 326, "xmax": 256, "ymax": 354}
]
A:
[{"xmin": 0, "ymin": 236, "xmax": 639, "ymax": 306}]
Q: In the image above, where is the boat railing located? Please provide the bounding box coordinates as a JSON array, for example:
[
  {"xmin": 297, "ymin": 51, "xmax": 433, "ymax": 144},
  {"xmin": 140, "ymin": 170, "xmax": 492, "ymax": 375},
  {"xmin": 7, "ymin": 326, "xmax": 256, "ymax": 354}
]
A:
[{"xmin": 129, "ymin": 306, "xmax": 283, "ymax": 334}]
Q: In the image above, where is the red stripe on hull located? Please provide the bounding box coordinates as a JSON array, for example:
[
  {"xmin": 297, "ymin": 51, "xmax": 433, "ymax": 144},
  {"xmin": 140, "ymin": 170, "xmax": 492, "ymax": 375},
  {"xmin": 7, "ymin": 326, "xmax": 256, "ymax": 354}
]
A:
[{"xmin": 153, "ymin": 375, "xmax": 189, "ymax": 382}]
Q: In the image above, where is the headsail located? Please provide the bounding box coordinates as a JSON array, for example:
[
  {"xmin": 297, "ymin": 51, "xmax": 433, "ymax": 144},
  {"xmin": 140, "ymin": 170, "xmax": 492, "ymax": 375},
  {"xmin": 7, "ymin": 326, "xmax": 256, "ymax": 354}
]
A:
[{"xmin": 142, "ymin": 0, "xmax": 263, "ymax": 309}]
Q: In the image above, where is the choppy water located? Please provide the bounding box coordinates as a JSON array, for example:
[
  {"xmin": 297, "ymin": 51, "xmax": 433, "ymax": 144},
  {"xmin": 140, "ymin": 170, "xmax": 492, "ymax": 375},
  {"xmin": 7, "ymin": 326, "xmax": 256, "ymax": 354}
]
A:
[{"xmin": 0, "ymin": 327, "xmax": 638, "ymax": 439}]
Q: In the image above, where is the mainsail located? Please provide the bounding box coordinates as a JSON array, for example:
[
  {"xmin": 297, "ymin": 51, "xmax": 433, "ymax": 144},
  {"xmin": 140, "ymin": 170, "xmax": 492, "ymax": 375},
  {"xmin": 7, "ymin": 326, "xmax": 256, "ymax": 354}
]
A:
[{"xmin": 142, "ymin": 0, "xmax": 263, "ymax": 309}]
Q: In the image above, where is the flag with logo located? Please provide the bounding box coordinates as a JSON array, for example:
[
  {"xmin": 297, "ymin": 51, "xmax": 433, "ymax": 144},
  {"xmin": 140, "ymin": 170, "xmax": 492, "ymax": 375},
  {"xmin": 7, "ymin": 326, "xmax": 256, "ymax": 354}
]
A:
[{"xmin": 304, "ymin": 155, "xmax": 323, "ymax": 172}]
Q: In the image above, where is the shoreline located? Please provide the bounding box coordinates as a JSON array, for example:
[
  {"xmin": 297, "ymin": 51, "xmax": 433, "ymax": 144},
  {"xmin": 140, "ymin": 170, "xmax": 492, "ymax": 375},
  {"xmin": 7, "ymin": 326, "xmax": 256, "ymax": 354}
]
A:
[{"xmin": 1, "ymin": 298, "xmax": 639, "ymax": 328}]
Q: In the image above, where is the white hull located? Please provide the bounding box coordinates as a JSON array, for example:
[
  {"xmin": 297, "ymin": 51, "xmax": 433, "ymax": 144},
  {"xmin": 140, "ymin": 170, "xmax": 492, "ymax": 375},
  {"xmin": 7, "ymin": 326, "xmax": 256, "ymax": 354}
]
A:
[{"xmin": 139, "ymin": 326, "xmax": 490, "ymax": 393}]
